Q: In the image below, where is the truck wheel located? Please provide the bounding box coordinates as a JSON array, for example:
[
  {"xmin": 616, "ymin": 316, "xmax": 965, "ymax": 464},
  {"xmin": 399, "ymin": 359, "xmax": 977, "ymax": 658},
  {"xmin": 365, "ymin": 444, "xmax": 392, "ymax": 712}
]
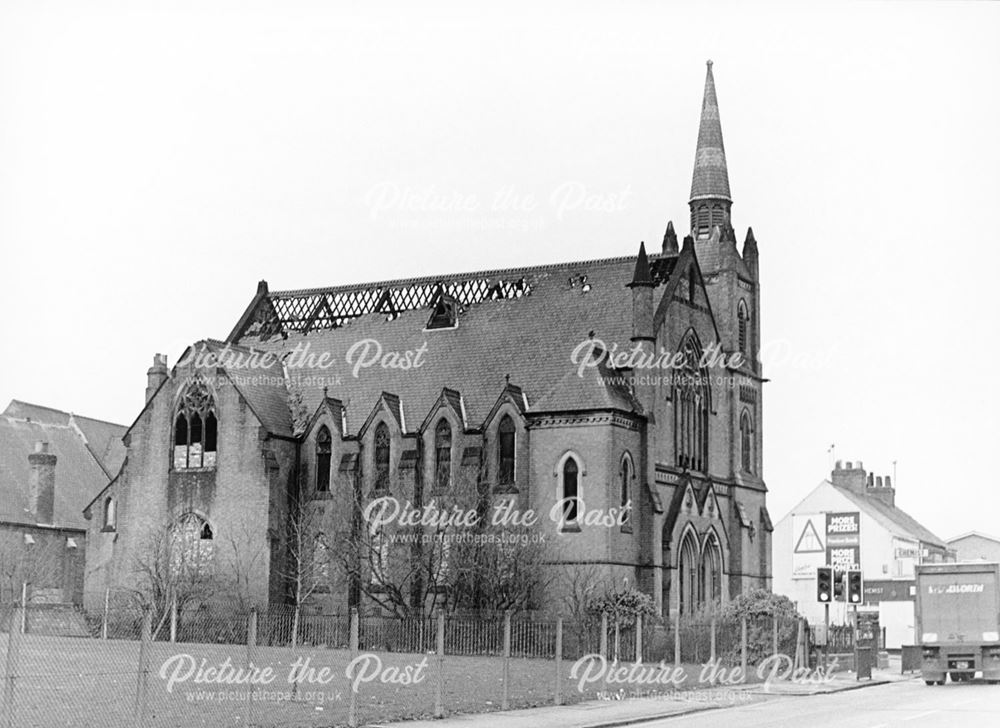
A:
[
  {"xmin": 925, "ymin": 680, "xmax": 936, "ymax": 686},
  {"xmin": 937, "ymin": 680, "xmax": 946, "ymax": 685}
]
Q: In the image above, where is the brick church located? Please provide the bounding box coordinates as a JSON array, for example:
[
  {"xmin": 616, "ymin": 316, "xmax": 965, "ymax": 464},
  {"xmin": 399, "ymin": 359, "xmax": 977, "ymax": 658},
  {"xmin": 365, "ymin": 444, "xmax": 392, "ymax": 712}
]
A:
[{"xmin": 84, "ymin": 62, "xmax": 771, "ymax": 618}]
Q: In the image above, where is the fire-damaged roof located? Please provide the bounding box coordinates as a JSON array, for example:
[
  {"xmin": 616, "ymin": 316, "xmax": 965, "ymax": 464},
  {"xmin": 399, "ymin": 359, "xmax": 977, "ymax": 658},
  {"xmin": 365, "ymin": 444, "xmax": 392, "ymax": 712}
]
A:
[{"xmin": 217, "ymin": 249, "xmax": 695, "ymax": 435}]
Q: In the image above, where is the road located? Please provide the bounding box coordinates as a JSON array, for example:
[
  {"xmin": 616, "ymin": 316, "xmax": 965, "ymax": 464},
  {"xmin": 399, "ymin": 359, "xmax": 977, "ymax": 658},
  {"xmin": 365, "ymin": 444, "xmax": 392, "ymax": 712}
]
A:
[{"xmin": 637, "ymin": 679, "xmax": 1000, "ymax": 728}]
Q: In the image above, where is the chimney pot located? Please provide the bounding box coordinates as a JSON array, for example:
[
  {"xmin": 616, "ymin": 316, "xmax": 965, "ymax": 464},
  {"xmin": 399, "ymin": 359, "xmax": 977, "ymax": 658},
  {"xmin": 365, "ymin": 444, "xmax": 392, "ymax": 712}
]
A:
[
  {"xmin": 885, "ymin": 475, "xmax": 892, "ymax": 488},
  {"xmin": 876, "ymin": 476, "xmax": 883, "ymax": 488},
  {"xmin": 846, "ymin": 461, "xmax": 853, "ymax": 470},
  {"xmin": 28, "ymin": 441, "xmax": 57, "ymax": 524},
  {"xmin": 146, "ymin": 353, "xmax": 169, "ymax": 403},
  {"xmin": 835, "ymin": 460, "xmax": 842, "ymax": 470}
]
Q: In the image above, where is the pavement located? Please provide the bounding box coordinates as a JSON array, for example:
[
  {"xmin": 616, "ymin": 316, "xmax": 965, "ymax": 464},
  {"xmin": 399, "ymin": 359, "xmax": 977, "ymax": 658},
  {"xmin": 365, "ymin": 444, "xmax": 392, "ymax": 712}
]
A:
[{"xmin": 374, "ymin": 657, "xmax": 918, "ymax": 728}]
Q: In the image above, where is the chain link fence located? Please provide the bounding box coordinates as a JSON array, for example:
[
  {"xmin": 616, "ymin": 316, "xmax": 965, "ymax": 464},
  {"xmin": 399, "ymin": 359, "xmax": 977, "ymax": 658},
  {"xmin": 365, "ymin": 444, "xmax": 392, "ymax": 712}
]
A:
[{"xmin": 0, "ymin": 598, "xmax": 810, "ymax": 727}]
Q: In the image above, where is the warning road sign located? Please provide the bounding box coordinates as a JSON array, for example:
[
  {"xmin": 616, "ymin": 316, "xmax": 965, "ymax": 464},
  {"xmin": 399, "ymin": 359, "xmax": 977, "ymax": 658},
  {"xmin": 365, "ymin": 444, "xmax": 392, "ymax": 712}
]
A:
[{"xmin": 794, "ymin": 518, "xmax": 825, "ymax": 553}]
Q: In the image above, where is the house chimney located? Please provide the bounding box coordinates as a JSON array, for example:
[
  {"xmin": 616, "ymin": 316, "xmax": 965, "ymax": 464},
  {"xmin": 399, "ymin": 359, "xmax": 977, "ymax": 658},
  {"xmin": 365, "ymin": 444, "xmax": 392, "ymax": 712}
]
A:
[
  {"xmin": 866, "ymin": 472, "xmax": 895, "ymax": 508},
  {"xmin": 28, "ymin": 441, "xmax": 56, "ymax": 524},
  {"xmin": 831, "ymin": 459, "xmax": 866, "ymax": 492},
  {"xmin": 146, "ymin": 353, "xmax": 168, "ymax": 402}
]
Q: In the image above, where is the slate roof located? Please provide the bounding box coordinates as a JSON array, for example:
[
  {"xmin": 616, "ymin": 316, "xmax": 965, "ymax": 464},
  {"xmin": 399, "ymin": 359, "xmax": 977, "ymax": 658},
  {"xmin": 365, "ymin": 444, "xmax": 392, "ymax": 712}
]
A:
[
  {"xmin": 199, "ymin": 340, "xmax": 295, "ymax": 438},
  {"xmin": 0, "ymin": 403, "xmax": 125, "ymax": 529},
  {"xmin": 231, "ymin": 253, "xmax": 677, "ymax": 434},
  {"xmin": 2, "ymin": 400, "xmax": 126, "ymax": 478},
  {"xmin": 830, "ymin": 482, "xmax": 946, "ymax": 550}
]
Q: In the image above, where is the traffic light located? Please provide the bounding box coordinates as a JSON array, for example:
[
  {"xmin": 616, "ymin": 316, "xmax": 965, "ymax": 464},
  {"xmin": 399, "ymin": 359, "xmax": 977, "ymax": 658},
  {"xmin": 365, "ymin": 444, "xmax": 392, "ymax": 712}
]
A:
[
  {"xmin": 816, "ymin": 566, "xmax": 832, "ymax": 602},
  {"xmin": 833, "ymin": 569, "xmax": 845, "ymax": 601},
  {"xmin": 848, "ymin": 570, "xmax": 863, "ymax": 604}
]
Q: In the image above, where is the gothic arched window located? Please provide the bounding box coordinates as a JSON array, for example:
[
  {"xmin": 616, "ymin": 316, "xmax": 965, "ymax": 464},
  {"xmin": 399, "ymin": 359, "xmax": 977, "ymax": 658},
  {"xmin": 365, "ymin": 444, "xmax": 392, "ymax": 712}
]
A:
[
  {"xmin": 103, "ymin": 496, "xmax": 116, "ymax": 530},
  {"xmin": 316, "ymin": 426, "xmax": 332, "ymax": 492},
  {"xmin": 374, "ymin": 422, "xmax": 390, "ymax": 492},
  {"xmin": 559, "ymin": 455, "xmax": 581, "ymax": 529},
  {"xmin": 434, "ymin": 419, "xmax": 452, "ymax": 490},
  {"xmin": 674, "ymin": 336, "xmax": 709, "ymax": 472},
  {"xmin": 740, "ymin": 410, "xmax": 753, "ymax": 474},
  {"xmin": 169, "ymin": 512, "xmax": 214, "ymax": 578},
  {"xmin": 619, "ymin": 453, "xmax": 633, "ymax": 526},
  {"xmin": 497, "ymin": 415, "xmax": 516, "ymax": 486},
  {"xmin": 702, "ymin": 535, "xmax": 723, "ymax": 608},
  {"xmin": 313, "ymin": 533, "xmax": 330, "ymax": 582},
  {"xmin": 173, "ymin": 379, "xmax": 217, "ymax": 469},
  {"xmin": 737, "ymin": 300, "xmax": 749, "ymax": 360},
  {"xmin": 678, "ymin": 531, "xmax": 699, "ymax": 615}
]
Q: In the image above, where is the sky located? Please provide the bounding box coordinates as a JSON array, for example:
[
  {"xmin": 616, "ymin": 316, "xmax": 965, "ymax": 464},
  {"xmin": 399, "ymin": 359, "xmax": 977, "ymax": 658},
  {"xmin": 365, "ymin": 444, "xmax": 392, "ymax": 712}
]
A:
[{"xmin": 1, "ymin": 1, "xmax": 998, "ymax": 542}]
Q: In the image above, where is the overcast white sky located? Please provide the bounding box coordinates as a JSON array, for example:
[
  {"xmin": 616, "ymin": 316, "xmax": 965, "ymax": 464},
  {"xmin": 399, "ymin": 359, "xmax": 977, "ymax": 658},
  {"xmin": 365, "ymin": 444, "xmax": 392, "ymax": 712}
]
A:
[{"xmin": 1, "ymin": 1, "xmax": 998, "ymax": 542}]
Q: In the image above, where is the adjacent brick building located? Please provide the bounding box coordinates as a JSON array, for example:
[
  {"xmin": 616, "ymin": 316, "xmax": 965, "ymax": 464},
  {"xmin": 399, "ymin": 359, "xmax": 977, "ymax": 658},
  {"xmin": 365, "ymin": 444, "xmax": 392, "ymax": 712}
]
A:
[
  {"xmin": 84, "ymin": 62, "xmax": 771, "ymax": 618},
  {"xmin": 0, "ymin": 400, "xmax": 125, "ymax": 606}
]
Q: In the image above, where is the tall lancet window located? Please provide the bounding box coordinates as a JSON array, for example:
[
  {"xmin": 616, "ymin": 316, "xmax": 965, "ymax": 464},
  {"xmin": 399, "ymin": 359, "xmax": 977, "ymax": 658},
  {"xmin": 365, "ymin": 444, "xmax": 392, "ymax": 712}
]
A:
[
  {"xmin": 316, "ymin": 426, "xmax": 332, "ymax": 492},
  {"xmin": 434, "ymin": 419, "xmax": 452, "ymax": 490},
  {"xmin": 374, "ymin": 422, "xmax": 391, "ymax": 492},
  {"xmin": 497, "ymin": 415, "xmax": 516, "ymax": 487},
  {"xmin": 173, "ymin": 379, "xmax": 218, "ymax": 470},
  {"xmin": 740, "ymin": 411, "xmax": 753, "ymax": 474},
  {"xmin": 737, "ymin": 300, "xmax": 749, "ymax": 360},
  {"xmin": 674, "ymin": 336, "xmax": 709, "ymax": 473}
]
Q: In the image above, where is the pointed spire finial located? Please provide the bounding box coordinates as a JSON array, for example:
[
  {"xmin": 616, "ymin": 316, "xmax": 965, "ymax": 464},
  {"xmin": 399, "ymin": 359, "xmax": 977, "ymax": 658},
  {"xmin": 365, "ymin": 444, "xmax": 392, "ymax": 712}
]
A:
[
  {"xmin": 662, "ymin": 221, "xmax": 679, "ymax": 255},
  {"xmin": 744, "ymin": 226, "xmax": 757, "ymax": 246},
  {"xmin": 628, "ymin": 241, "xmax": 654, "ymax": 288},
  {"xmin": 689, "ymin": 61, "xmax": 733, "ymax": 240}
]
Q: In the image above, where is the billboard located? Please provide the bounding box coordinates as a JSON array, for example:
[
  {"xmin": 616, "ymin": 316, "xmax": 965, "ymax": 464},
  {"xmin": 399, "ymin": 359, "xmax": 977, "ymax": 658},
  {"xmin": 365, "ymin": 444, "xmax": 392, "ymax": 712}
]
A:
[{"xmin": 826, "ymin": 511, "xmax": 861, "ymax": 571}]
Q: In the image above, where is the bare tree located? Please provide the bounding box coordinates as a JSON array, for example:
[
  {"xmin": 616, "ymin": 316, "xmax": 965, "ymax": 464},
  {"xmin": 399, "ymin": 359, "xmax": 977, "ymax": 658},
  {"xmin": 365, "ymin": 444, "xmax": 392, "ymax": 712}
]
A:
[
  {"xmin": 0, "ymin": 536, "xmax": 63, "ymax": 604},
  {"xmin": 224, "ymin": 515, "xmax": 267, "ymax": 613},
  {"xmin": 333, "ymin": 462, "xmax": 553, "ymax": 618},
  {"xmin": 276, "ymin": 495, "xmax": 334, "ymax": 644},
  {"xmin": 129, "ymin": 517, "xmax": 215, "ymax": 638},
  {"xmin": 554, "ymin": 563, "xmax": 610, "ymax": 655}
]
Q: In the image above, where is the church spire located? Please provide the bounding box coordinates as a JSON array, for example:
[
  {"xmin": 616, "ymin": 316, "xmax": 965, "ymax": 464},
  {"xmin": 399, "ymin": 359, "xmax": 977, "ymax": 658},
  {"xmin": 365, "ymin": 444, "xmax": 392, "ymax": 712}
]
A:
[{"xmin": 689, "ymin": 60, "xmax": 733, "ymax": 240}]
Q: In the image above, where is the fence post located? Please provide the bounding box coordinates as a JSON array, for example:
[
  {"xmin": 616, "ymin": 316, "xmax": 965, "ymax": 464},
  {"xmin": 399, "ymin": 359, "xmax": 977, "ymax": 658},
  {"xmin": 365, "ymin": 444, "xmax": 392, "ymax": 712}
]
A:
[
  {"xmin": 740, "ymin": 615, "xmax": 748, "ymax": 675},
  {"xmin": 613, "ymin": 616, "xmax": 620, "ymax": 664},
  {"xmin": 247, "ymin": 608, "xmax": 258, "ymax": 725},
  {"xmin": 348, "ymin": 608, "xmax": 359, "ymax": 728},
  {"xmin": 710, "ymin": 614, "xmax": 717, "ymax": 666},
  {"xmin": 554, "ymin": 618, "xmax": 563, "ymax": 706},
  {"xmin": 133, "ymin": 608, "xmax": 151, "ymax": 724},
  {"xmin": 434, "ymin": 612, "xmax": 445, "ymax": 718},
  {"xmin": 169, "ymin": 597, "xmax": 178, "ymax": 643},
  {"xmin": 673, "ymin": 608, "xmax": 680, "ymax": 666},
  {"xmin": 772, "ymin": 615, "xmax": 779, "ymax": 657},
  {"xmin": 3, "ymin": 605, "xmax": 23, "ymax": 728},
  {"xmin": 599, "ymin": 613, "xmax": 608, "ymax": 659},
  {"xmin": 102, "ymin": 588, "xmax": 109, "ymax": 640},
  {"xmin": 19, "ymin": 584, "xmax": 26, "ymax": 634},
  {"xmin": 795, "ymin": 617, "xmax": 805, "ymax": 670},
  {"xmin": 501, "ymin": 611, "xmax": 511, "ymax": 710},
  {"xmin": 634, "ymin": 614, "xmax": 642, "ymax": 664}
]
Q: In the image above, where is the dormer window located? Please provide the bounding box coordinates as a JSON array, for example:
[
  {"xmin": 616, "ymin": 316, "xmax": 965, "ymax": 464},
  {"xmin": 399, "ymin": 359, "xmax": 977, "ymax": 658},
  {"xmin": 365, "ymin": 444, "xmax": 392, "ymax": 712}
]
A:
[
  {"xmin": 173, "ymin": 379, "xmax": 217, "ymax": 470},
  {"xmin": 427, "ymin": 292, "xmax": 459, "ymax": 329}
]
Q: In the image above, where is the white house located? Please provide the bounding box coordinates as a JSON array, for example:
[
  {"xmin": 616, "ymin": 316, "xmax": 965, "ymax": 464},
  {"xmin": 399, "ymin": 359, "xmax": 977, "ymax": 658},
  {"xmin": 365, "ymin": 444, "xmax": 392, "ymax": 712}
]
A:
[{"xmin": 773, "ymin": 460, "xmax": 948, "ymax": 649}]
